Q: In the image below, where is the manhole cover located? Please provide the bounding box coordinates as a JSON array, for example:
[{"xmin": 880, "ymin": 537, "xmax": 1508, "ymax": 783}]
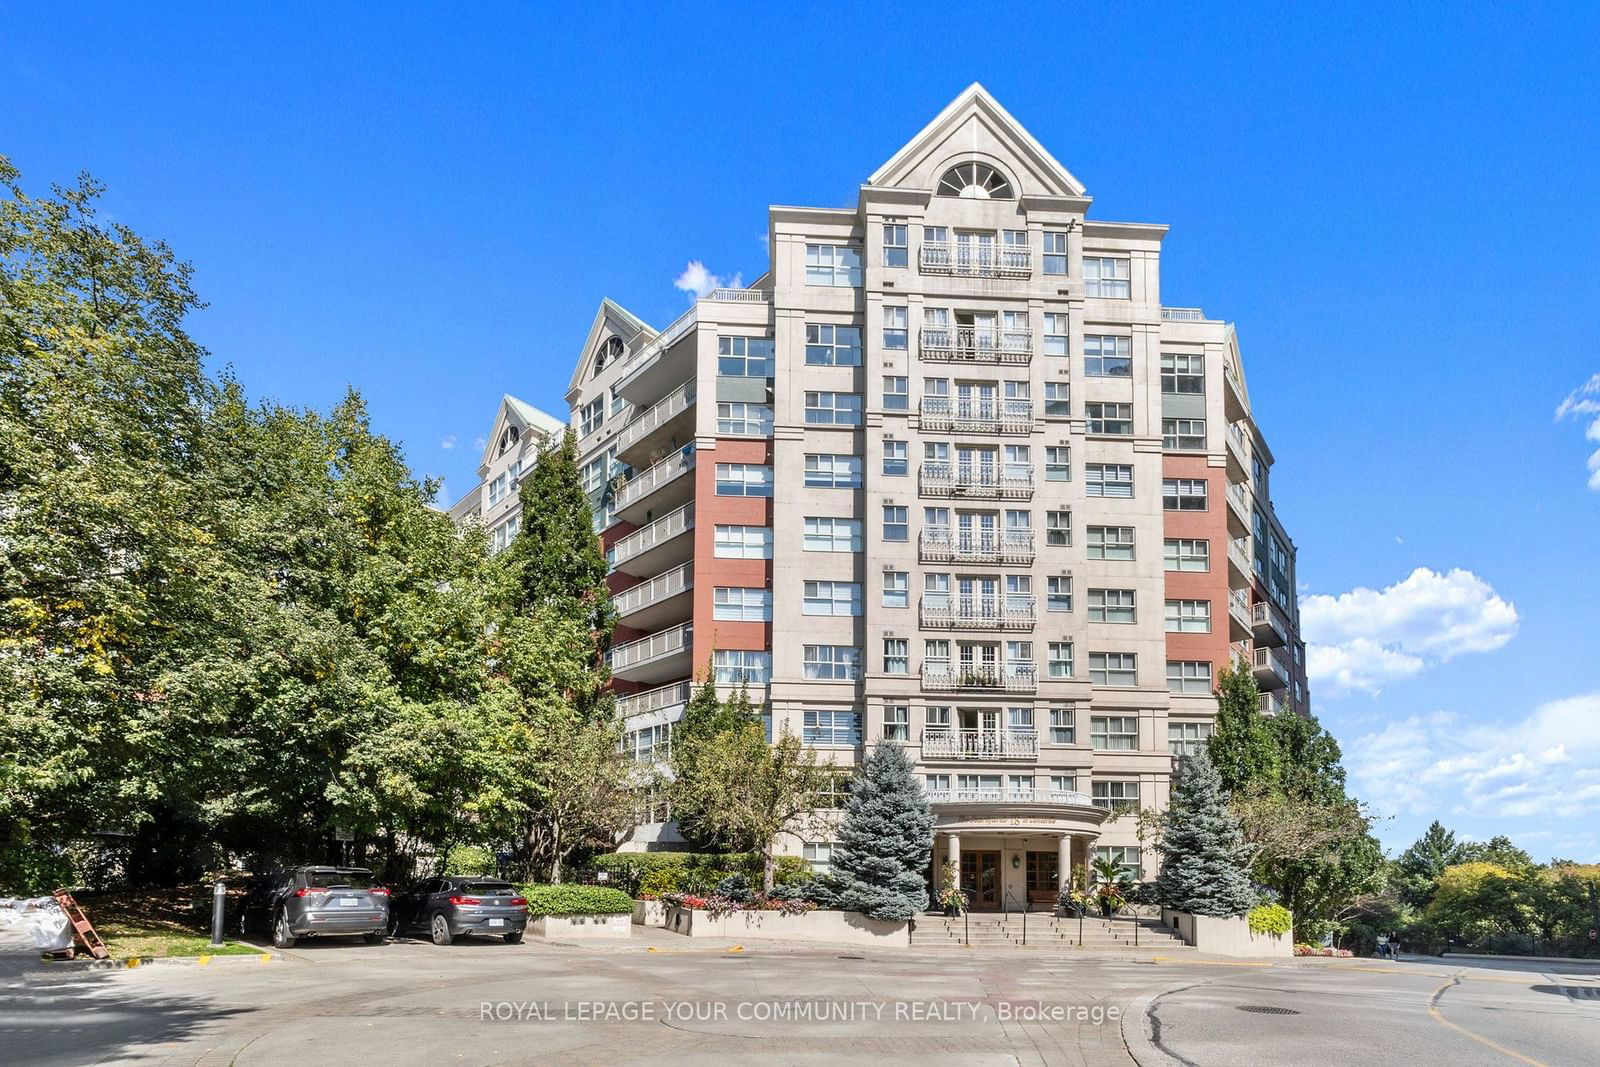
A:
[{"xmin": 1236, "ymin": 1005, "xmax": 1301, "ymax": 1015}]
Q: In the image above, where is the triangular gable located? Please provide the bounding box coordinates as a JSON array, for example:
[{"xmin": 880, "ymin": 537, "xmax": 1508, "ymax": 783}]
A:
[
  {"xmin": 566, "ymin": 298, "xmax": 657, "ymax": 396},
  {"xmin": 477, "ymin": 394, "xmax": 567, "ymax": 474},
  {"xmin": 867, "ymin": 82, "xmax": 1087, "ymax": 199}
]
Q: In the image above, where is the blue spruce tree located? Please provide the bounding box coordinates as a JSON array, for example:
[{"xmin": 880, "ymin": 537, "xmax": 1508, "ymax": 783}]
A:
[
  {"xmin": 832, "ymin": 741, "xmax": 935, "ymax": 920},
  {"xmin": 1155, "ymin": 750, "xmax": 1257, "ymax": 916}
]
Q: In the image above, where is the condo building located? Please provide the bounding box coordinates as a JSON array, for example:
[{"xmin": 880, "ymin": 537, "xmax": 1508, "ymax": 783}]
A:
[{"xmin": 459, "ymin": 85, "xmax": 1310, "ymax": 907}]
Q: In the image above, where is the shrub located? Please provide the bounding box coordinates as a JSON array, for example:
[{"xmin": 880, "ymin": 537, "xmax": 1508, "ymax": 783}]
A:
[
  {"xmin": 442, "ymin": 844, "xmax": 496, "ymax": 876},
  {"xmin": 517, "ymin": 884, "xmax": 634, "ymax": 916},
  {"xmin": 715, "ymin": 873, "xmax": 753, "ymax": 905},
  {"xmin": 636, "ymin": 868, "xmax": 682, "ymax": 898},
  {"xmin": 1294, "ymin": 944, "xmax": 1354, "ymax": 958},
  {"xmin": 1248, "ymin": 903, "xmax": 1293, "ymax": 936},
  {"xmin": 590, "ymin": 851, "xmax": 809, "ymax": 886}
]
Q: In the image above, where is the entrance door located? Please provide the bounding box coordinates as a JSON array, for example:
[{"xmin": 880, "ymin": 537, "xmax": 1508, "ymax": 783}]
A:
[
  {"xmin": 960, "ymin": 850, "xmax": 1002, "ymax": 909},
  {"xmin": 1026, "ymin": 851, "xmax": 1060, "ymax": 906}
]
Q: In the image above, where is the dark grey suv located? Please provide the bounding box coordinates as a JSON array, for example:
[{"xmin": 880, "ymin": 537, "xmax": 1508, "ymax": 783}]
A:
[
  {"xmin": 390, "ymin": 876, "xmax": 528, "ymax": 944},
  {"xmin": 237, "ymin": 867, "xmax": 391, "ymax": 949}
]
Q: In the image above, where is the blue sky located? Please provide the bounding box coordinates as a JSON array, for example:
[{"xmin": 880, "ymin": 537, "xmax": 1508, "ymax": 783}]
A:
[{"xmin": 5, "ymin": 4, "xmax": 1597, "ymax": 859}]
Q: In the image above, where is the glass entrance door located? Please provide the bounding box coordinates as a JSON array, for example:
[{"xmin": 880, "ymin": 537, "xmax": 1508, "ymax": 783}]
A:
[
  {"xmin": 960, "ymin": 850, "xmax": 1002, "ymax": 909},
  {"xmin": 1026, "ymin": 851, "xmax": 1060, "ymax": 905}
]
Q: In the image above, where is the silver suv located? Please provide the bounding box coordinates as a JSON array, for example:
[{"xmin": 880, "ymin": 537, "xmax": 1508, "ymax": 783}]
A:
[
  {"xmin": 238, "ymin": 867, "xmax": 390, "ymax": 949},
  {"xmin": 390, "ymin": 876, "xmax": 528, "ymax": 944}
]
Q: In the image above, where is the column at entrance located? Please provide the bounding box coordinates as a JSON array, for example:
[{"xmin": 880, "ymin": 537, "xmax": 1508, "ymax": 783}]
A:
[
  {"xmin": 946, "ymin": 833, "xmax": 961, "ymax": 890},
  {"xmin": 1057, "ymin": 834, "xmax": 1072, "ymax": 892}
]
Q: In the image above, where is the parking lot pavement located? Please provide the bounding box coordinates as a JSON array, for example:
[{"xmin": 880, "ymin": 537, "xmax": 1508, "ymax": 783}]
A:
[{"xmin": 3, "ymin": 943, "xmax": 1596, "ymax": 1066}]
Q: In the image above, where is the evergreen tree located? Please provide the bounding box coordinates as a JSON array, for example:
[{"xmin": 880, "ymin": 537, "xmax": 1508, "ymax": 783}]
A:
[
  {"xmin": 1206, "ymin": 660, "xmax": 1279, "ymax": 792},
  {"xmin": 831, "ymin": 741, "xmax": 935, "ymax": 920},
  {"xmin": 1155, "ymin": 751, "xmax": 1257, "ymax": 916}
]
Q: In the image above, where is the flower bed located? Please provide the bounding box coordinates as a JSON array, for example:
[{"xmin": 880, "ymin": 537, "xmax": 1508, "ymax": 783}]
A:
[{"xmin": 1294, "ymin": 944, "xmax": 1354, "ymax": 957}]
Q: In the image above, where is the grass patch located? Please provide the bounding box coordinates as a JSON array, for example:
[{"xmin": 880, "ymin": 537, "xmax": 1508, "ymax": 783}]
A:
[
  {"xmin": 72, "ymin": 886, "xmax": 263, "ymax": 958},
  {"xmin": 96, "ymin": 922, "xmax": 263, "ymax": 958}
]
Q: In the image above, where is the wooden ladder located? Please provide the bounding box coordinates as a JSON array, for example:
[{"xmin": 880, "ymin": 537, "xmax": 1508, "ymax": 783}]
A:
[{"xmin": 52, "ymin": 890, "xmax": 110, "ymax": 959}]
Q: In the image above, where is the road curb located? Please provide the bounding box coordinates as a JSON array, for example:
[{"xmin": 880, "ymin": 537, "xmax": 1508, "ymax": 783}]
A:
[
  {"xmin": 43, "ymin": 951, "xmax": 281, "ymax": 970},
  {"xmin": 1121, "ymin": 979, "xmax": 1205, "ymax": 1067}
]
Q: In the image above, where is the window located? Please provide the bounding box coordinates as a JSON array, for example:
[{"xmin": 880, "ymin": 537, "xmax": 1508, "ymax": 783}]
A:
[
  {"xmin": 804, "ymin": 710, "xmax": 862, "ymax": 746},
  {"xmin": 936, "ymin": 161, "xmax": 1013, "ymax": 199},
  {"xmin": 803, "ymin": 645, "xmax": 861, "ymax": 680},
  {"xmin": 925, "ymin": 705, "xmax": 952, "ymax": 730},
  {"xmin": 1084, "ymin": 256, "xmax": 1131, "ymax": 298},
  {"xmin": 717, "ymin": 336, "xmax": 775, "ymax": 377},
  {"xmin": 804, "ymin": 454, "xmax": 862, "ymax": 488},
  {"xmin": 714, "ymin": 649, "xmax": 771, "ymax": 684},
  {"xmin": 715, "ymin": 463, "xmax": 773, "ymax": 496},
  {"xmin": 883, "ymin": 571, "xmax": 909, "ymax": 608},
  {"xmin": 882, "ymin": 505, "xmax": 908, "ymax": 541},
  {"xmin": 1091, "ymin": 715, "xmax": 1138, "ymax": 751},
  {"xmin": 1048, "ymin": 641, "xmax": 1074, "ymax": 678},
  {"xmin": 883, "ymin": 639, "xmax": 909, "ymax": 675},
  {"xmin": 1046, "ymin": 509, "xmax": 1072, "ymax": 546},
  {"xmin": 715, "ymin": 524, "xmax": 773, "ymax": 559},
  {"xmin": 1163, "ymin": 538, "xmax": 1209, "ymax": 571},
  {"xmin": 803, "ymin": 581, "xmax": 862, "ymax": 616},
  {"xmin": 805, "ymin": 324, "xmax": 862, "ymax": 367},
  {"xmin": 1043, "ymin": 231, "xmax": 1069, "ymax": 274},
  {"xmin": 610, "ymin": 388, "xmax": 625, "ymax": 416},
  {"xmin": 883, "ymin": 704, "xmax": 909, "ymax": 740},
  {"xmin": 1167, "ymin": 660, "xmax": 1213, "ymax": 695},
  {"xmin": 1088, "ymin": 526, "xmax": 1136, "ymax": 560},
  {"xmin": 925, "ymin": 772, "xmax": 951, "ymax": 793},
  {"xmin": 490, "ymin": 515, "xmax": 519, "ymax": 555},
  {"xmin": 1092, "ymin": 783, "xmax": 1141, "ymax": 816},
  {"xmin": 1084, "ymin": 335, "xmax": 1132, "ymax": 377},
  {"xmin": 1163, "ymin": 418, "xmax": 1206, "ymax": 450},
  {"xmin": 1049, "ymin": 707, "xmax": 1076, "ymax": 744},
  {"xmin": 1165, "ymin": 599, "xmax": 1211, "ymax": 633},
  {"xmin": 1043, "ymin": 313, "xmax": 1069, "ymax": 357},
  {"xmin": 883, "ymin": 306, "xmax": 908, "ymax": 349},
  {"xmin": 1085, "ymin": 402, "xmax": 1133, "ymax": 435},
  {"xmin": 717, "ymin": 401, "xmax": 774, "ymax": 435},
  {"xmin": 1086, "ymin": 463, "xmax": 1133, "ymax": 498},
  {"xmin": 1045, "ymin": 446, "xmax": 1072, "ymax": 481},
  {"xmin": 1094, "ymin": 845, "xmax": 1142, "ymax": 877},
  {"xmin": 883, "ymin": 224, "xmax": 908, "ymax": 268},
  {"xmin": 803, "ymin": 517, "xmax": 862, "ymax": 553},
  {"xmin": 1046, "ymin": 576, "xmax": 1073, "ymax": 612},
  {"xmin": 1089, "ymin": 652, "xmax": 1138, "ymax": 687},
  {"xmin": 488, "ymin": 470, "xmax": 510, "ymax": 507},
  {"xmin": 1044, "ymin": 382, "xmax": 1070, "ymax": 417},
  {"xmin": 580, "ymin": 456, "xmax": 605, "ymax": 496},
  {"xmin": 1008, "ymin": 707, "xmax": 1034, "ymax": 731},
  {"xmin": 625, "ymin": 722, "xmax": 673, "ymax": 763},
  {"xmin": 806, "ymin": 244, "xmax": 862, "ymax": 286},
  {"xmin": 1050, "ymin": 775, "xmax": 1077, "ymax": 795},
  {"xmin": 1162, "ymin": 478, "xmax": 1208, "ymax": 510},
  {"xmin": 805, "ymin": 391, "xmax": 863, "ymax": 425},
  {"xmin": 713, "ymin": 586, "xmax": 771, "ymax": 621},
  {"xmin": 1169, "ymin": 721, "xmax": 1214, "ymax": 757},
  {"xmin": 803, "ymin": 841, "xmax": 839, "ymax": 873},
  {"xmin": 883, "ymin": 440, "xmax": 908, "ymax": 476},
  {"xmin": 883, "ymin": 376, "xmax": 909, "ymax": 411},
  {"xmin": 580, "ymin": 397, "xmax": 604, "ymax": 436},
  {"xmin": 1088, "ymin": 589, "xmax": 1136, "ymax": 624},
  {"xmin": 1161, "ymin": 353, "xmax": 1205, "ymax": 394},
  {"xmin": 1003, "ymin": 444, "xmax": 1031, "ymax": 480}
]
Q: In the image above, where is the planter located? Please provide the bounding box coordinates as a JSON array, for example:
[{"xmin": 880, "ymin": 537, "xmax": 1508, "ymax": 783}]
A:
[
  {"xmin": 664, "ymin": 907, "xmax": 910, "ymax": 946},
  {"xmin": 632, "ymin": 899, "xmax": 667, "ymax": 927},
  {"xmin": 530, "ymin": 913, "xmax": 632, "ymax": 939},
  {"xmin": 1162, "ymin": 908, "xmax": 1292, "ymax": 958},
  {"xmin": 943, "ymin": 904, "xmax": 961, "ymax": 918}
]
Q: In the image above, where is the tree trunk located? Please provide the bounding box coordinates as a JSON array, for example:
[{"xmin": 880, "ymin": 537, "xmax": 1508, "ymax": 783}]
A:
[{"xmin": 762, "ymin": 846, "xmax": 776, "ymax": 896}]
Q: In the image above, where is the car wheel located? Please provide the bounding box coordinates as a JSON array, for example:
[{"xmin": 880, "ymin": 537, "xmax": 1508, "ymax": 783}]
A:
[
  {"xmin": 363, "ymin": 931, "xmax": 385, "ymax": 945},
  {"xmin": 272, "ymin": 911, "xmax": 296, "ymax": 949},
  {"xmin": 503, "ymin": 930, "xmax": 523, "ymax": 945},
  {"xmin": 430, "ymin": 912, "xmax": 453, "ymax": 946}
]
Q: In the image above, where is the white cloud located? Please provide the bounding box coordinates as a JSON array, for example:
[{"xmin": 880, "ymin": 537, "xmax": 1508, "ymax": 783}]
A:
[
  {"xmin": 1301, "ymin": 567, "xmax": 1518, "ymax": 694},
  {"xmin": 440, "ymin": 435, "xmax": 457, "ymax": 450},
  {"xmin": 673, "ymin": 260, "xmax": 742, "ymax": 301},
  {"xmin": 1556, "ymin": 373, "xmax": 1600, "ymax": 491},
  {"xmin": 473, "ymin": 436, "xmax": 487, "ymax": 450}
]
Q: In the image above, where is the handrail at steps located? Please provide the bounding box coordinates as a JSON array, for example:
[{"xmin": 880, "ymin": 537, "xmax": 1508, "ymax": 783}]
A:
[{"xmin": 1001, "ymin": 887, "xmax": 1028, "ymax": 945}]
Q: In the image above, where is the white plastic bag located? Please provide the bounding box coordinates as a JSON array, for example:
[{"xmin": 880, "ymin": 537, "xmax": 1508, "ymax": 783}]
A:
[{"xmin": 0, "ymin": 897, "xmax": 74, "ymax": 952}]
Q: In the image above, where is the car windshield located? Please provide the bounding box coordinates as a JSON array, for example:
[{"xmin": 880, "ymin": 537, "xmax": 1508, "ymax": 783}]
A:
[
  {"xmin": 308, "ymin": 869, "xmax": 376, "ymax": 889},
  {"xmin": 460, "ymin": 881, "xmax": 514, "ymax": 895}
]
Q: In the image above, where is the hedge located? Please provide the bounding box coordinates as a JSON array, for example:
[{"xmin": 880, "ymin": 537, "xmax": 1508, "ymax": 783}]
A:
[
  {"xmin": 1248, "ymin": 902, "xmax": 1293, "ymax": 936},
  {"xmin": 517, "ymin": 884, "xmax": 635, "ymax": 916},
  {"xmin": 590, "ymin": 852, "xmax": 810, "ymax": 892}
]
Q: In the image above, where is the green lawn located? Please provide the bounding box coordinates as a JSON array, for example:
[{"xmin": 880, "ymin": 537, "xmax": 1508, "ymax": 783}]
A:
[
  {"xmin": 95, "ymin": 920, "xmax": 265, "ymax": 958},
  {"xmin": 71, "ymin": 887, "xmax": 268, "ymax": 959}
]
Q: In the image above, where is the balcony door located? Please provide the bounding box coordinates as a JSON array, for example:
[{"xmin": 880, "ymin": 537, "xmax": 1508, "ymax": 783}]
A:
[
  {"xmin": 954, "ymin": 232, "xmax": 996, "ymax": 276},
  {"xmin": 957, "ymin": 576, "xmax": 998, "ymax": 618},
  {"xmin": 955, "ymin": 446, "xmax": 996, "ymax": 485},
  {"xmin": 955, "ymin": 381, "xmax": 996, "ymax": 421}
]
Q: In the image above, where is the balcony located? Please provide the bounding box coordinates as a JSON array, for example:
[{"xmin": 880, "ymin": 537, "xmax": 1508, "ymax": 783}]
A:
[
  {"xmin": 927, "ymin": 788, "xmax": 1095, "ymax": 809},
  {"xmin": 1258, "ymin": 690, "xmax": 1288, "ymax": 716},
  {"xmin": 614, "ymin": 562, "xmax": 693, "ymax": 631},
  {"xmin": 1251, "ymin": 600, "xmax": 1290, "ymax": 648},
  {"xmin": 1228, "ymin": 589, "xmax": 1252, "ymax": 639},
  {"xmin": 918, "ymin": 463, "xmax": 1034, "ymax": 499},
  {"xmin": 919, "ymin": 396, "xmax": 1033, "ymax": 434},
  {"xmin": 1252, "ymin": 644, "xmax": 1291, "ymax": 691},
  {"xmin": 614, "ymin": 446, "xmax": 695, "ymax": 523},
  {"xmin": 919, "ymin": 327, "xmax": 1033, "ymax": 365},
  {"xmin": 1227, "ymin": 537, "xmax": 1251, "ymax": 582},
  {"xmin": 919, "ymin": 527, "xmax": 1034, "ymax": 565},
  {"xmin": 1160, "ymin": 307, "xmax": 1207, "ymax": 322},
  {"xmin": 608, "ymin": 503, "xmax": 694, "ymax": 577},
  {"xmin": 614, "ymin": 379, "xmax": 696, "ymax": 467},
  {"xmin": 1223, "ymin": 362, "xmax": 1249, "ymax": 422},
  {"xmin": 609, "ymin": 623, "xmax": 694, "ymax": 685},
  {"xmin": 919, "ymin": 242, "xmax": 1031, "ymax": 279},
  {"xmin": 615, "ymin": 680, "xmax": 692, "ymax": 722},
  {"xmin": 1225, "ymin": 481, "xmax": 1252, "ymax": 537},
  {"xmin": 921, "ymin": 661, "xmax": 1037, "ymax": 692},
  {"xmin": 919, "ymin": 596, "xmax": 1036, "ymax": 630},
  {"xmin": 920, "ymin": 729, "xmax": 1039, "ymax": 761},
  {"xmin": 1225, "ymin": 423, "xmax": 1251, "ymax": 484}
]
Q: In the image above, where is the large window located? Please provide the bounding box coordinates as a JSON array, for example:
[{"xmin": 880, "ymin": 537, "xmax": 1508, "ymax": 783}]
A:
[
  {"xmin": 803, "ymin": 645, "xmax": 861, "ymax": 680},
  {"xmin": 717, "ymin": 402, "xmax": 773, "ymax": 436},
  {"xmin": 804, "ymin": 710, "xmax": 862, "ymax": 746},
  {"xmin": 1088, "ymin": 589, "xmax": 1137, "ymax": 624},
  {"xmin": 1047, "ymin": 641, "xmax": 1074, "ymax": 678},
  {"xmin": 1087, "ymin": 526, "xmax": 1135, "ymax": 560},
  {"xmin": 805, "ymin": 391, "xmax": 864, "ymax": 425},
  {"xmin": 1046, "ymin": 576, "xmax": 1073, "ymax": 612},
  {"xmin": 1091, "ymin": 715, "xmax": 1138, "ymax": 751},
  {"xmin": 804, "ymin": 454, "xmax": 862, "ymax": 488},
  {"xmin": 883, "ymin": 704, "xmax": 910, "ymax": 740},
  {"xmin": 715, "ymin": 463, "xmax": 773, "ymax": 496},
  {"xmin": 883, "ymin": 639, "xmax": 909, "ymax": 675},
  {"xmin": 1089, "ymin": 652, "xmax": 1138, "ymax": 687},
  {"xmin": 1167, "ymin": 660, "xmax": 1213, "ymax": 695},
  {"xmin": 1163, "ymin": 538, "xmax": 1209, "ymax": 571},
  {"xmin": 883, "ymin": 376, "xmax": 909, "ymax": 411},
  {"xmin": 1085, "ymin": 335, "xmax": 1132, "ymax": 377},
  {"xmin": 882, "ymin": 570, "xmax": 909, "ymax": 608},
  {"xmin": 883, "ymin": 440, "xmax": 908, "ymax": 476},
  {"xmin": 1044, "ymin": 382, "xmax": 1070, "ymax": 416},
  {"xmin": 882, "ymin": 224, "xmax": 908, "ymax": 268},
  {"xmin": 579, "ymin": 397, "xmax": 604, "ymax": 436},
  {"xmin": 882, "ymin": 505, "xmax": 908, "ymax": 542},
  {"xmin": 714, "ymin": 649, "xmax": 771, "ymax": 684},
  {"xmin": 1049, "ymin": 707, "xmax": 1075, "ymax": 744},
  {"xmin": 1086, "ymin": 463, "xmax": 1134, "ymax": 498},
  {"xmin": 1084, "ymin": 256, "xmax": 1131, "ymax": 298},
  {"xmin": 1165, "ymin": 599, "xmax": 1212, "ymax": 633},
  {"xmin": 803, "ymin": 841, "xmax": 839, "ymax": 874},
  {"xmin": 1162, "ymin": 478, "xmax": 1208, "ymax": 511},
  {"xmin": 1161, "ymin": 353, "xmax": 1204, "ymax": 394},
  {"xmin": 718, "ymin": 336, "xmax": 775, "ymax": 376},
  {"xmin": 713, "ymin": 586, "xmax": 772, "ymax": 622},
  {"xmin": 715, "ymin": 524, "xmax": 773, "ymax": 559},
  {"xmin": 1043, "ymin": 312, "xmax": 1069, "ymax": 357},
  {"xmin": 805, "ymin": 324, "xmax": 862, "ymax": 367},
  {"xmin": 1169, "ymin": 721, "xmax": 1214, "ymax": 757},
  {"xmin": 625, "ymin": 722, "xmax": 672, "ymax": 764},
  {"xmin": 805, "ymin": 244, "xmax": 862, "ymax": 286},
  {"xmin": 1046, "ymin": 509, "xmax": 1072, "ymax": 546},
  {"xmin": 1162, "ymin": 418, "xmax": 1206, "ymax": 450},
  {"xmin": 803, "ymin": 517, "xmax": 862, "ymax": 553},
  {"xmin": 488, "ymin": 470, "xmax": 510, "ymax": 507},
  {"xmin": 803, "ymin": 580, "xmax": 862, "ymax": 616},
  {"xmin": 1086, "ymin": 402, "xmax": 1133, "ymax": 435},
  {"xmin": 490, "ymin": 515, "xmax": 519, "ymax": 555},
  {"xmin": 1092, "ymin": 782, "xmax": 1141, "ymax": 815},
  {"xmin": 1094, "ymin": 844, "xmax": 1143, "ymax": 877},
  {"xmin": 883, "ymin": 306, "xmax": 909, "ymax": 350},
  {"xmin": 1042, "ymin": 231, "xmax": 1069, "ymax": 274},
  {"xmin": 1045, "ymin": 446, "xmax": 1072, "ymax": 481}
]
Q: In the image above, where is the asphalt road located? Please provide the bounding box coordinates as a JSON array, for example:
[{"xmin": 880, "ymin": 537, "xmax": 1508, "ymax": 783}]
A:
[{"xmin": 1, "ymin": 935, "xmax": 1596, "ymax": 1066}]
